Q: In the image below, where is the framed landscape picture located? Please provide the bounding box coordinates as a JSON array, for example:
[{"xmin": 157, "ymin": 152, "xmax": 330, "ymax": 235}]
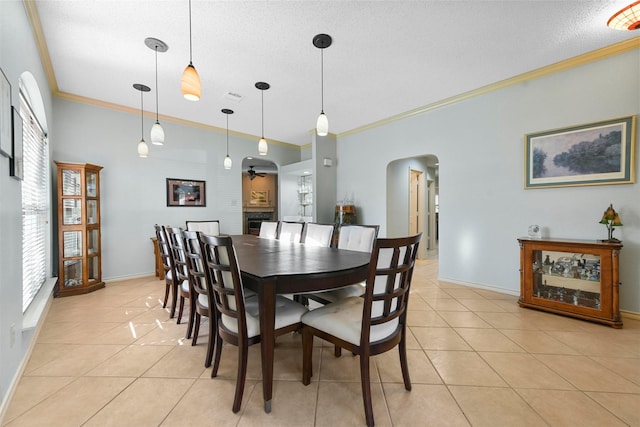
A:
[
  {"xmin": 166, "ymin": 178, "xmax": 206, "ymax": 207},
  {"xmin": 524, "ymin": 116, "xmax": 636, "ymax": 189}
]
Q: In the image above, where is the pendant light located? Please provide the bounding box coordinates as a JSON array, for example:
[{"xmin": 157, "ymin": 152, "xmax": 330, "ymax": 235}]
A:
[
  {"xmin": 181, "ymin": 0, "xmax": 201, "ymax": 101},
  {"xmin": 255, "ymin": 82, "xmax": 270, "ymax": 155},
  {"xmin": 145, "ymin": 37, "xmax": 168, "ymax": 145},
  {"xmin": 222, "ymin": 108, "xmax": 234, "ymax": 169},
  {"xmin": 133, "ymin": 83, "xmax": 151, "ymax": 157},
  {"xmin": 608, "ymin": 1, "xmax": 640, "ymax": 30},
  {"xmin": 313, "ymin": 34, "xmax": 332, "ymax": 136}
]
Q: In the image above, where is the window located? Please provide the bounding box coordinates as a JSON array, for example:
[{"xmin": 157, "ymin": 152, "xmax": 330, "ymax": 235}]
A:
[{"xmin": 20, "ymin": 88, "xmax": 49, "ymax": 312}]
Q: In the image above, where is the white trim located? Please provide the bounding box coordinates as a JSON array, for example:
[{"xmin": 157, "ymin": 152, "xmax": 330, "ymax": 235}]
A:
[
  {"xmin": 22, "ymin": 277, "xmax": 56, "ymax": 331},
  {"xmin": 437, "ymin": 276, "xmax": 520, "ymax": 297}
]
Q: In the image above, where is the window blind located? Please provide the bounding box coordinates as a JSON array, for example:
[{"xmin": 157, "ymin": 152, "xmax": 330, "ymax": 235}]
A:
[{"xmin": 20, "ymin": 91, "xmax": 49, "ymax": 312}]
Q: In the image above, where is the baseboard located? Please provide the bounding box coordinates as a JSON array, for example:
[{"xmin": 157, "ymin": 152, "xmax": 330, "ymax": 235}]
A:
[{"xmin": 437, "ymin": 276, "xmax": 520, "ymax": 297}]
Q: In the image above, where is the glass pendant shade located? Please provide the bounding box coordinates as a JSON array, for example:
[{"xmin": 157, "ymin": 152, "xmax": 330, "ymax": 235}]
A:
[
  {"xmin": 150, "ymin": 121, "xmax": 165, "ymax": 145},
  {"xmin": 258, "ymin": 137, "xmax": 268, "ymax": 155},
  {"xmin": 138, "ymin": 139, "xmax": 149, "ymax": 158},
  {"xmin": 608, "ymin": 1, "xmax": 640, "ymax": 30},
  {"xmin": 316, "ymin": 112, "xmax": 328, "ymax": 136},
  {"xmin": 181, "ymin": 64, "xmax": 201, "ymax": 101},
  {"xmin": 224, "ymin": 155, "xmax": 232, "ymax": 169}
]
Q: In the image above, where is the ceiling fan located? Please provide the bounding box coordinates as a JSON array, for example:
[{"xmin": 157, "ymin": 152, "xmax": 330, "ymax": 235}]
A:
[{"xmin": 247, "ymin": 165, "xmax": 266, "ymax": 180}]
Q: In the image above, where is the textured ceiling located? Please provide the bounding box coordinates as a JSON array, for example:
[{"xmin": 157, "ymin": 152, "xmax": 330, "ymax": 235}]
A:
[{"xmin": 34, "ymin": 1, "xmax": 638, "ymax": 147}]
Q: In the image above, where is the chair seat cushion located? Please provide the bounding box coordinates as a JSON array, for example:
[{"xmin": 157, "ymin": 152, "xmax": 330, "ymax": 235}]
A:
[
  {"xmin": 311, "ymin": 282, "xmax": 365, "ymax": 303},
  {"xmin": 221, "ymin": 295, "xmax": 307, "ymax": 339},
  {"xmin": 197, "ymin": 293, "xmax": 209, "ymax": 308},
  {"xmin": 180, "ymin": 280, "xmax": 189, "ymax": 293},
  {"xmin": 301, "ymin": 296, "xmax": 399, "ymax": 346}
]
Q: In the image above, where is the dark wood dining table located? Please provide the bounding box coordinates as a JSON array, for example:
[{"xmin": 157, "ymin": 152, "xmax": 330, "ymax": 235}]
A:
[{"xmin": 230, "ymin": 234, "xmax": 372, "ymax": 412}]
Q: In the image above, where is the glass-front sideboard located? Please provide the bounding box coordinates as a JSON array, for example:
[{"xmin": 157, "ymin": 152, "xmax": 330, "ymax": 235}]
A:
[{"xmin": 518, "ymin": 237, "xmax": 623, "ymax": 328}]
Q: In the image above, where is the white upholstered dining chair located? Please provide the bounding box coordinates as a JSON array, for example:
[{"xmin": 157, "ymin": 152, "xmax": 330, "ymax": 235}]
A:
[
  {"xmin": 300, "ymin": 223, "xmax": 335, "ymax": 247},
  {"xmin": 186, "ymin": 220, "xmax": 220, "ymax": 236},
  {"xmin": 258, "ymin": 221, "xmax": 279, "ymax": 239},
  {"xmin": 198, "ymin": 233, "xmax": 308, "ymax": 413},
  {"xmin": 301, "ymin": 233, "xmax": 422, "ymax": 427},
  {"xmin": 307, "ymin": 225, "xmax": 379, "ymax": 305},
  {"xmin": 278, "ymin": 221, "xmax": 304, "ymax": 243}
]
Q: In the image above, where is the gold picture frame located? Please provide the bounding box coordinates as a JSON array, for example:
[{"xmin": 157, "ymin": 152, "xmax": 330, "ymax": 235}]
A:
[{"xmin": 250, "ymin": 190, "xmax": 269, "ymax": 206}]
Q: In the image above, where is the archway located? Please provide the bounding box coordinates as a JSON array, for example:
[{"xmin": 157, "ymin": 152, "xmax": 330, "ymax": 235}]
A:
[
  {"xmin": 386, "ymin": 155, "xmax": 439, "ymax": 260},
  {"xmin": 241, "ymin": 157, "xmax": 277, "ymax": 234}
]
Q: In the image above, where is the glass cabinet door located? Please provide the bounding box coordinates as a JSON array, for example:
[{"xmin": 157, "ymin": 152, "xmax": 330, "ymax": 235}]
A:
[
  {"xmin": 87, "ymin": 229, "xmax": 99, "ymax": 255},
  {"xmin": 87, "ymin": 200, "xmax": 98, "ymax": 224},
  {"xmin": 63, "ymin": 260, "xmax": 83, "ymax": 287},
  {"xmin": 532, "ymin": 250, "xmax": 601, "ymax": 309},
  {"xmin": 87, "ymin": 172, "xmax": 97, "ymax": 197},
  {"xmin": 62, "ymin": 199, "xmax": 82, "ymax": 225},
  {"xmin": 63, "ymin": 231, "xmax": 83, "ymax": 257},
  {"xmin": 62, "ymin": 170, "xmax": 81, "ymax": 196}
]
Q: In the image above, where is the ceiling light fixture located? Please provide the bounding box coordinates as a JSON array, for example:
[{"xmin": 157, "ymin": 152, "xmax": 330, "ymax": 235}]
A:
[
  {"xmin": 608, "ymin": 1, "xmax": 640, "ymax": 30},
  {"xmin": 145, "ymin": 37, "xmax": 168, "ymax": 145},
  {"xmin": 255, "ymin": 81, "xmax": 270, "ymax": 156},
  {"xmin": 222, "ymin": 108, "xmax": 234, "ymax": 169},
  {"xmin": 313, "ymin": 33, "xmax": 332, "ymax": 136},
  {"xmin": 133, "ymin": 83, "xmax": 151, "ymax": 158},
  {"xmin": 181, "ymin": 0, "xmax": 201, "ymax": 100}
]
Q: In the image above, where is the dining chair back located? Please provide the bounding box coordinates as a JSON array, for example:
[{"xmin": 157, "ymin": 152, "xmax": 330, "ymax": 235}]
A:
[
  {"xmin": 186, "ymin": 220, "xmax": 220, "ymax": 236},
  {"xmin": 154, "ymin": 224, "xmax": 179, "ymax": 318},
  {"xmin": 182, "ymin": 230, "xmax": 216, "ymax": 366},
  {"xmin": 301, "ymin": 223, "xmax": 335, "ymax": 247},
  {"xmin": 301, "ymin": 233, "xmax": 422, "ymax": 427},
  {"xmin": 337, "ymin": 224, "xmax": 380, "ymax": 252},
  {"xmin": 166, "ymin": 226, "xmax": 193, "ymax": 334},
  {"xmin": 278, "ymin": 221, "xmax": 304, "ymax": 243},
  {"xmin": 198, "ymin": 233, "xmax": 308, "ymax": 413},
  {"xmin": 306, "ymin": 225, "xmax": 380, "ymax": 309},
  {"xmin": 258, "ymin": 221, "xmax": 279, "ymax": 239}
]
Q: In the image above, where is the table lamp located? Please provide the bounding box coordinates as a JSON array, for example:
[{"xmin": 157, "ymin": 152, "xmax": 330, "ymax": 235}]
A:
[{"xmin": 599, "ymin": 203, "xmax": 623, "ymax": 242}]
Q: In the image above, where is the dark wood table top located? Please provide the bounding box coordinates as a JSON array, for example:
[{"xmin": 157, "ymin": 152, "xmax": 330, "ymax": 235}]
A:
[{"xmin": 230, "ymin": 234, "xmax": 372, "ymax": 293}]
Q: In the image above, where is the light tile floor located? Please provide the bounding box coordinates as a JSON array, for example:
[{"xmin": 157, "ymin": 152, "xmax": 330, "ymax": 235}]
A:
[{"xmin": 4, "ymin": 259, "xmax": 640, "ymax": 426}]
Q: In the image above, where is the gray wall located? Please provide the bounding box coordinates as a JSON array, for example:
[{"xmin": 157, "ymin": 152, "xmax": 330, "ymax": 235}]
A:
[{"xmin": 337, "ymin": 49, "xmax": 640, "ymax": 313}]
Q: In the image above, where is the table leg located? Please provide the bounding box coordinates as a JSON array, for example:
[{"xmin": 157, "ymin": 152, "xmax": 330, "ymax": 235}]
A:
[{"xmin": 258, "ymin": 279, "xmax": 277, "ymax": 413}]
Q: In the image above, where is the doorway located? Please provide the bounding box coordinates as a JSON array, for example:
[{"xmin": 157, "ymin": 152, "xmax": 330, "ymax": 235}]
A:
[{"xmin": 386, "ymin": 155, "xmax": 438, "ymax": 260}]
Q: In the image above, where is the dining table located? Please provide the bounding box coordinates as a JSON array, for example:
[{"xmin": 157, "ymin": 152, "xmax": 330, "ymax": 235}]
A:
[{"xmin": 230, "ymin": 234, "xmax": 372, "ymax": 413}]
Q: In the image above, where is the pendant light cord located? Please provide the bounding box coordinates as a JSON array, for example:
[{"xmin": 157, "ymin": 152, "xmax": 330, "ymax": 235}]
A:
[
  {"xmin": 226, "ymin": 114, "xmax": 229, "ymax": 155},
  {"xmin": 140, "ymin": 90, "xmax": 144, "ymax": 140},
  {"xmin": 188, "ymin": 0, "xmax": 193, "ymax": 64},
  {"xmin": 320, "ymin": 48, "xmax": 324, "ymax": 114},
  {"xmin": 261, "ymin": 90, "xmax": 265, "ymax": 138},
  {"xmin": 154, "ymin": 46, "xmax": 159, "ymax": 122}
]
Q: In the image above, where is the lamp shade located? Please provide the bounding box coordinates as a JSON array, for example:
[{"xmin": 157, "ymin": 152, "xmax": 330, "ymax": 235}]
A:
[
  {"xmin": 608, "ymin": 1, "xmax": 640, "ymax": 30},
  {"xmin": 258, "ymin": 138, "xmax": 268, "ymax": 156},
  {"xmin": 138, "ymin": 139, "xmax": 149, "ymax": 158},
  {"xmin": 316, "ymin": 112, "xmax": 328, "ymax": 136},
  {"xmin": 150, "ymin": 121, "xmax": 165, "ymax": 145},
  {"xmin": 224, "ymin": 155, "xmax": 232, "ymax": 169},
  {"xmin": 181, "ymin": 63, "xmax": 201, "ymax": 101}
]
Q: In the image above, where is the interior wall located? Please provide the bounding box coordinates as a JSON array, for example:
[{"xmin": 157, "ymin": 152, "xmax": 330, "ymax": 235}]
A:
[
  {"xmin": 338, "ymin": 49, "xmax": 640, "ymax": 313},
  {"xmin": 52, "ymin": 98, "xmax": 300, "ymax": 280},
  {"xmin": 0, "ymin": 0, "xmax": 55, "ymax": 413}
]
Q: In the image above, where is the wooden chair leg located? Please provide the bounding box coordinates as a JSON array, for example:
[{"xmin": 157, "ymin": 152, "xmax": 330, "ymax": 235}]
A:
[
  {"xmin": 191, "ymin": 313, "xmax": 201, "ymax": 346},
  {"xmin": 169, "ymin": 283, "xmax": 178, "ymax": 318},
  {"xmin": 162, "ymin": 283, "xmax": 170, "ymax": 308},
  {"xmin": 211, "ymin": 325, "xmax": 223, "ymax": 377},
  {"xmin": 399, "ymin": 331, "xmax": 412, "ymax": 391},
  {"xmin": 302, "ymin": 327, "xmax": 313, "ymax": 385},
  {"xmin": 204, "ymin": 314, "xmax": 216, "ymax": 368},
  {"xmin": 185, "ymin": 297, "xmax": 196, "ymax": 339},
  {"xmin": 360, "ymin": 355, "xmax": 374, "ymax": 427},
  {"xmin": 177, "ymin": 297, "xmax": 185, "ymax": 324},
  {"xmin": 232, "ymin": 342, "xmax": 249, "ymax": 413}
]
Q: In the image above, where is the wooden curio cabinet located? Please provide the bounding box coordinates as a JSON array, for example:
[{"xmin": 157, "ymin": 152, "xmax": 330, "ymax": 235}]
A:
[
  {"xmin": 55, "ymin": 162, "xmax": 105, "ymax": 297},
  {"xmin": 518, "ymin": 237, "xmax": 623, "ymax": 328}
]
